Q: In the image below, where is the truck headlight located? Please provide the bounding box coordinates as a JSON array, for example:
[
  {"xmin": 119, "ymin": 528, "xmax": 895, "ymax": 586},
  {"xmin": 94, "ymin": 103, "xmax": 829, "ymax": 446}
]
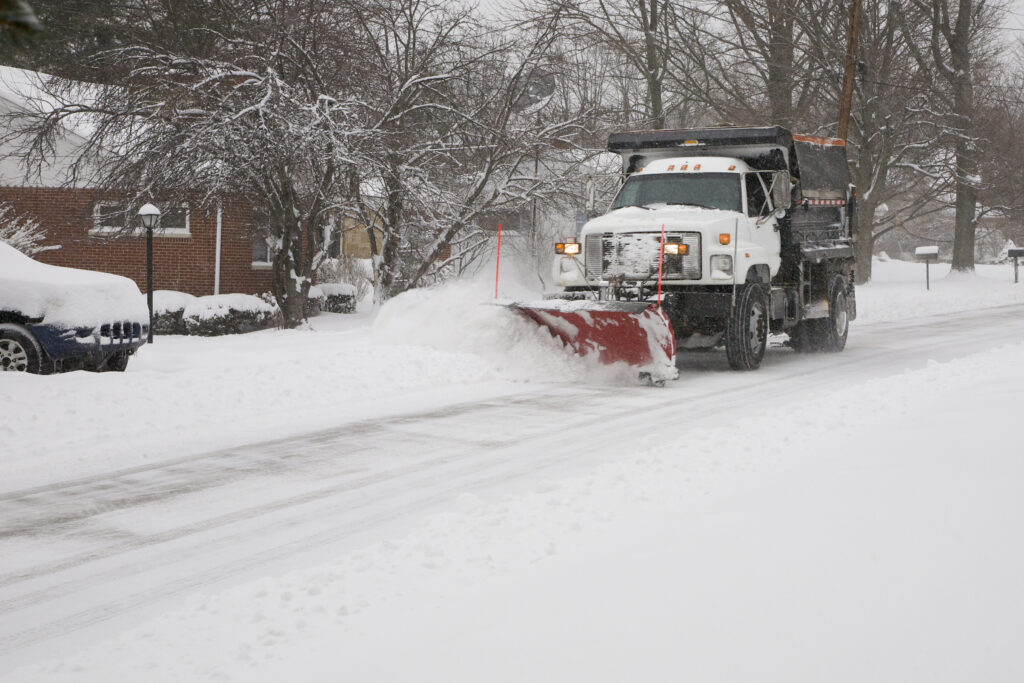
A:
[{"xmin": 710, "ymin": 255, "xmax": 733, "ymax": 276}]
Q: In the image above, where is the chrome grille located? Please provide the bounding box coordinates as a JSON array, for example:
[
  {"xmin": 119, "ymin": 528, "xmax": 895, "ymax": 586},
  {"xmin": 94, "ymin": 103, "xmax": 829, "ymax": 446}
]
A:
[
  {"xmin": 100, "ymin": 321, "xmax": 142, "ymax": 344},
  {"xmin": 585, "ymin": 231, "xmax": 701, "ymax": 281}
]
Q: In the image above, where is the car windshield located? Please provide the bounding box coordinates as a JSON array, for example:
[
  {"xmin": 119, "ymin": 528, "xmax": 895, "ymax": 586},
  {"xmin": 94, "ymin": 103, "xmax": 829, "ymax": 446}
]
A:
[{"xmin": 610, "ymin": 173, "xmax": 742, "ymax": 213}]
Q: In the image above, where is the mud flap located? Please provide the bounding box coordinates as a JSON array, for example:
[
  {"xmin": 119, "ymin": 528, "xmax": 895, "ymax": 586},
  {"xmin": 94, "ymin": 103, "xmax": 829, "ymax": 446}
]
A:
[{"xmin": 509, "ymin": 300, "xmax": 678, "ymax": 383}]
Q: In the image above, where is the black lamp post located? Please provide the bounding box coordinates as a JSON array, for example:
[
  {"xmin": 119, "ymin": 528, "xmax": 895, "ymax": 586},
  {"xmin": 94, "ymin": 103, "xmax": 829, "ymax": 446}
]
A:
[{"xmin": 138, "ymin": 203, "xmax": 160, "ymax": 343}]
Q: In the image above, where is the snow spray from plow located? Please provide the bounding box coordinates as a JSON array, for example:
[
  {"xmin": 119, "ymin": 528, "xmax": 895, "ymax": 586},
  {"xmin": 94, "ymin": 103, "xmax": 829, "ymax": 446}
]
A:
[
  {"xmin": 509, "ymin": 300, "xmax": 678, "ymax": 384},
  {"xmin": 495, "ymin": 221, "xmax": 677, "ymax": 385}
]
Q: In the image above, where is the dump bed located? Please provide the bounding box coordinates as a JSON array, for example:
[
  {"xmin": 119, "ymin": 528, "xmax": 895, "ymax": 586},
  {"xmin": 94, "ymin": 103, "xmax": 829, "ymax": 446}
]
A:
[{"xmin": 607, "ymin": 126, "xmax": 850, "ymax": 200}]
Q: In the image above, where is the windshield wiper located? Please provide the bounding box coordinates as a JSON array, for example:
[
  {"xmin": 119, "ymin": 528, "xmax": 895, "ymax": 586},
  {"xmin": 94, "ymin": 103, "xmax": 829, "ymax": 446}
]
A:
[{"xmin": 610, "ymin": 205, "xmax": 652, "ymax": 211}]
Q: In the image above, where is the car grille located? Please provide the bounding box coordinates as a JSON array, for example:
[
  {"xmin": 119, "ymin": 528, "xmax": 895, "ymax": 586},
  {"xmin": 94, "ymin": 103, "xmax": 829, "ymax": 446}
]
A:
[
  {"xmin": 585, "ymin": 232, "xmax": 701, "ymax": 281},
  {"xmin": 99, "ymin": 321, "xmax": 144, "ymax": 344}
]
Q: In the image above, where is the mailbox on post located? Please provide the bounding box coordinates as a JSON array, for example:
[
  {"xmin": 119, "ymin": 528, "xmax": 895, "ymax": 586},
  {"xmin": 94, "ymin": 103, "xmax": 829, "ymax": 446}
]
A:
[
  {"xmin": 1010, "ymin": 248, "xmax": 1024, "ymax": 284},
  {"xmin": 915, "ymin": 246, "xmax": 939, "ymax": 290}
]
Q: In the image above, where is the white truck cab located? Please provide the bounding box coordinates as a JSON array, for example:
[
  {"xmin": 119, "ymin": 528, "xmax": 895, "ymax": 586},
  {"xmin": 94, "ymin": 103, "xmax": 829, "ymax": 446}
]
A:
[{"xmin": 551, "ymin": 126, "xmax": 856, "ymax": 371}]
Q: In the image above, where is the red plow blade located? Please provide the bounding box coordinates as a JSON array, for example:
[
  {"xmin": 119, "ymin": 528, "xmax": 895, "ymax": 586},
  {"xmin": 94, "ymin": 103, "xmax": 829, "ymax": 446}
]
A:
[{"xmin": 510, "ymin": 300, "xmax": 678, "ymax": 383}]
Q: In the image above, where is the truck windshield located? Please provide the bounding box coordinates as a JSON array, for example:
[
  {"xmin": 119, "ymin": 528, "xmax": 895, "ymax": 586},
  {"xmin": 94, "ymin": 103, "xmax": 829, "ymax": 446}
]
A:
[{"xmin": 610, "ymin": 173, "xmax": 742, "ymax": 213}]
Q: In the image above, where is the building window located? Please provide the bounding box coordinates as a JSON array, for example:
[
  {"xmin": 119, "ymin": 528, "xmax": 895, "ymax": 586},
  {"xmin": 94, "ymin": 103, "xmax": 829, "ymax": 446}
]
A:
[
  {"xmin": 252, "ymin": 235, "xmax": 274, "ymax": 269},
  {"xmin": 91, "ymin": 201, "xmax": 129, "ymax": 234},
  {"xmin": 159, "ymin": 205, "xmax": 190, "ymax": 236},
  {"xmin": 91, "ymin": 201, "xmax": 190, "ymax": 237}
]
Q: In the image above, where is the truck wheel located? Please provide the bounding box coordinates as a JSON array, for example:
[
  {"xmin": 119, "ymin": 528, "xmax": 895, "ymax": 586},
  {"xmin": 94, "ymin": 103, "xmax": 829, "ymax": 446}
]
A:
[
  {"xmin": 819, "ymin": 274, "xmax": 850, "ymax": 352},
  {"xmin": 725, "ymin": 284, "xmax": 768, "ymax": 370},
  {"xmin": 0, "ymin": 325, "xmax": 46, "ymax": 374},
  {"xmin": 788, "ymin": 275, "xmax": 850, "ymax": 353}
]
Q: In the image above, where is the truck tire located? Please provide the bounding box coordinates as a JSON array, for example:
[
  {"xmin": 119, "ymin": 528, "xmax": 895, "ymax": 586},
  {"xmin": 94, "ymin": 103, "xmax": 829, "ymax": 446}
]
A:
[
  {"xmin": 788, "ymin": 275, "xmax": 850, "ymax": 353},
  {"xmin": 819, "ymin": 274, "xmax": 850, "ymax": 352},
  {"xmin": 725, "ymin": 284, "xmax": 768, "ymax": 370},
  {"xmin": 0, "ymin": 324, "xmax": 47, "ymax": 374}
]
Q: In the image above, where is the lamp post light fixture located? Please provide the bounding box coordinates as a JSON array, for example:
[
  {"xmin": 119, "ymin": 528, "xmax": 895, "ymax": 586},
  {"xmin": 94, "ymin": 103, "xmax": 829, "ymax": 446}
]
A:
[{"xmin": 138, "ymin": 203, "xmax": 160, "ymax": 343}]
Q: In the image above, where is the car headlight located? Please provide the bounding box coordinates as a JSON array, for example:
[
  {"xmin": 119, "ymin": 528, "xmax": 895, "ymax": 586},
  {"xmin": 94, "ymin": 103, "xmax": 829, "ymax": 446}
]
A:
[{"xmin": 710, "ymin": 255, "xmax": 733, "ymax": 276}]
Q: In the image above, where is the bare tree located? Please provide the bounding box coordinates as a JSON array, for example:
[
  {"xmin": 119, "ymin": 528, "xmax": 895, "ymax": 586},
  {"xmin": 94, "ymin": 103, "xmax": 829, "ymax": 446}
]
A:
[
  {"xmin": 899, "ymin": 0, "xmax": 1006, "ymax": 271},
  {"xmin": 11, "ymin": 0, "xmax": 370, "ymax": 327},
  {"xmin": 344, "ymin": 0, "xmax": 594, "ymax": 300},
  {"xmin": 546, "ymin": 0, "xmax": 684, "ymax": 129}
]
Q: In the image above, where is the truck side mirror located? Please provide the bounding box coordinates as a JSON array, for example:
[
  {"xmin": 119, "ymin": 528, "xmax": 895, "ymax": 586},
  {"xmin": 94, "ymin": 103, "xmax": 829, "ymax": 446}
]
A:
[{"xmin": 772, "ymin": 171, "xmax": 792, "ymax": 212}]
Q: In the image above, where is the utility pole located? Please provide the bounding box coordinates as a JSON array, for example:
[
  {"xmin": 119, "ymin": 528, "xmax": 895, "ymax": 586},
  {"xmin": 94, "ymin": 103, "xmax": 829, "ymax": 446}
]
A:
[{"xmin": 837, "ymin": 0, "xmax": 863, "ymax": 141}]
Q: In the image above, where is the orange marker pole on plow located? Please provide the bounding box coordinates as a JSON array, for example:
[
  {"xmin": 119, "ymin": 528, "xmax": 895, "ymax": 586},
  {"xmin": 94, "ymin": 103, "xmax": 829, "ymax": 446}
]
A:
[
  {"xmin": 494, "ymin": 223, "xmax": 502, "ymax": 299},
  {"xmin": 657, "ymin": 223, "xmax": 666, "ymax": 307}
]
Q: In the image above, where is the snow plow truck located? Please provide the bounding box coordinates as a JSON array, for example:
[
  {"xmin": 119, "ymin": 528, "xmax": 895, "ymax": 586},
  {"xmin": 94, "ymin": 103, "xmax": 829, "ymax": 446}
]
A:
[{"xmin": 514, "ymin": 125, "xmax": 856, "ymax": 381}]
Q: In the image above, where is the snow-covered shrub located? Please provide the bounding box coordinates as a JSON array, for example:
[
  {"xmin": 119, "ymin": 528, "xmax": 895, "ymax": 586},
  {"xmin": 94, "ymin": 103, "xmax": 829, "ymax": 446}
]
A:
[
  {"xmin": 317, "ymin": 256, "xmax": 371, "ymax": 304},
  {"xmin": 182, "ymin": 294, "xmax": 279, "ymax": 336},
  {"xmin": 318, "ymin": 282, "xmax": 357, "ymax": 313},
  {"xmin": 152, "ymin": 290, "xmax": 197, "ymax": 335},
  {"xmin": 304, "ymin": 285, "xmax": 326, "ymax": 317},
  {"xmin": 0, "ymin": 202, "xmax": 56, "ymax": 256}
]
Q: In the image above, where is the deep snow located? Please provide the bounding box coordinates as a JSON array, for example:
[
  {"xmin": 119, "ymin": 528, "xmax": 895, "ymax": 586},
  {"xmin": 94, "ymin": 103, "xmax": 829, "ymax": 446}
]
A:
[
  {"xmin": 3, "ymin": 258, "xmax": 1023, "ymax": 491},
  {"xmin": 3, "ymin": 257, "xmax": 1024, "ymax": 681}
]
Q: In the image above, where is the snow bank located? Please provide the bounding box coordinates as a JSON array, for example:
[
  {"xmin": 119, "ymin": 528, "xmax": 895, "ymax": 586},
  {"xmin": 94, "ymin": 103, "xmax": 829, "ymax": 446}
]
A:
[{"xmin": 0, "ymin": 241, "xmax": 147, "ymax": 326}]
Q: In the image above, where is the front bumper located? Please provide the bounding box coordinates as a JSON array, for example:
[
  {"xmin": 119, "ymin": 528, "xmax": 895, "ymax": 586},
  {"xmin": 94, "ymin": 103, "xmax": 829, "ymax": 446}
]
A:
[{"xmin": 30, "ymin": 321, "xmax": 148, "ymax": 363}]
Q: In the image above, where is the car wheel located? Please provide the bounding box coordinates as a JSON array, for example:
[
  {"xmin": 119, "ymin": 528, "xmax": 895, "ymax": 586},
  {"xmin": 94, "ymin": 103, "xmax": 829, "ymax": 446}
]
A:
[{"xmin": 0, "ymin": 325, "xmax": 46, "ymax": 374}]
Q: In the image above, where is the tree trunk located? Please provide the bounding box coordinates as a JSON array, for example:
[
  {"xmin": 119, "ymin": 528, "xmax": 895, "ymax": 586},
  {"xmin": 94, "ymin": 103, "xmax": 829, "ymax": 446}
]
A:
[
  {"xmin": 948, "ymin": 0, "xmax": 977, "ymax": 272},
  {"xmin": 269, "ymin": 179, "xmax": 310, "ymax": 329},
  {"xmin": 375, "ymin": 159, "xmax": 404, "ymax": 301},
  {"xmin": 950, "ymin": 81, "xmax": 978, "ymax": 271},
  {"xmin": 765, "ymin": 1, "xmax": 794, "ymax": 128},
  {"xmin": 641, "ymin": 0, "xmax": 665, "ymax": 128},
  {"xmin": 854, "ymin": 198, "xmax": 876, "ymax": 284},
  {"xmin": 271, "ymin": 224, "xmax": 307, "ymax": 328}
]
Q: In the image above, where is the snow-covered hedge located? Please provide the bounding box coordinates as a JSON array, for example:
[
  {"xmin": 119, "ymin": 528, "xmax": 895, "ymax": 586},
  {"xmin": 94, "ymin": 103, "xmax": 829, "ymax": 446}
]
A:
[
  {"xmin": 317, "ymin": 282, "xmax": 357, "ymax": 314},
  {"xmin": 152, "ymin": 290, "xmax": 198, "ymax": 335},
  {"xmin": 182, "ymin": 294, "xmax": 279, "ymax": 336},
  {"xmin": 317, "ymin": 256, "xmax": 371, "ymax": 308},
  {"xmin": 304, "ymin": 285, "xmax": 326, "ymax": 317}
]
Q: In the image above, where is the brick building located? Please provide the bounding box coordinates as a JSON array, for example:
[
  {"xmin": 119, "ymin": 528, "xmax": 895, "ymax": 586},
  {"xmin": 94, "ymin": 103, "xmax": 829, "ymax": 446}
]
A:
[
  {"xmin": 1, "ymin": 66, "xmax": 275, "ymax": 296},
  {"xmin": 0, "ymin": 185, "xmax": 274, "ymax": 296}
]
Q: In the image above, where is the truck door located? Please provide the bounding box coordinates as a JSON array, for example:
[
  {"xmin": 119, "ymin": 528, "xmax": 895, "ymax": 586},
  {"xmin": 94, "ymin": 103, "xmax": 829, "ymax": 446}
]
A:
[{"xmin": 744, "ymin": 172, "xmax": 782, "ymax": 277}]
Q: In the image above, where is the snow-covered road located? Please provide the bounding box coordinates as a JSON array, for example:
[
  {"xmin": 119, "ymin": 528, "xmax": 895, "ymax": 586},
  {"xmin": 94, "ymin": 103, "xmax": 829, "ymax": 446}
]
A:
[{"xmin": 3, "ymin": 301, "xmax": 1024, "ymax": 676}]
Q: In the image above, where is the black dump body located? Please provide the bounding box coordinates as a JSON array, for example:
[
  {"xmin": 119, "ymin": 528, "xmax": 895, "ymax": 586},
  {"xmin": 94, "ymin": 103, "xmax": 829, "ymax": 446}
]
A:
[
  {"xmin": 608, "ymin": 125, "xmax": 849, "ymax": 199},
  {"xmin": 608, "ymin": 126, "xmax": 854, "ymax": 257}
]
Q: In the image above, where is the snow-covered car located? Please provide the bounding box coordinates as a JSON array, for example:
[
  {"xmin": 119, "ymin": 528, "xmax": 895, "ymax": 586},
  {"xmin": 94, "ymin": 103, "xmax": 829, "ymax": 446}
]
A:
[{"xmin": 0, "ymin": 241, "xmax": 149, "ymax": 373}]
